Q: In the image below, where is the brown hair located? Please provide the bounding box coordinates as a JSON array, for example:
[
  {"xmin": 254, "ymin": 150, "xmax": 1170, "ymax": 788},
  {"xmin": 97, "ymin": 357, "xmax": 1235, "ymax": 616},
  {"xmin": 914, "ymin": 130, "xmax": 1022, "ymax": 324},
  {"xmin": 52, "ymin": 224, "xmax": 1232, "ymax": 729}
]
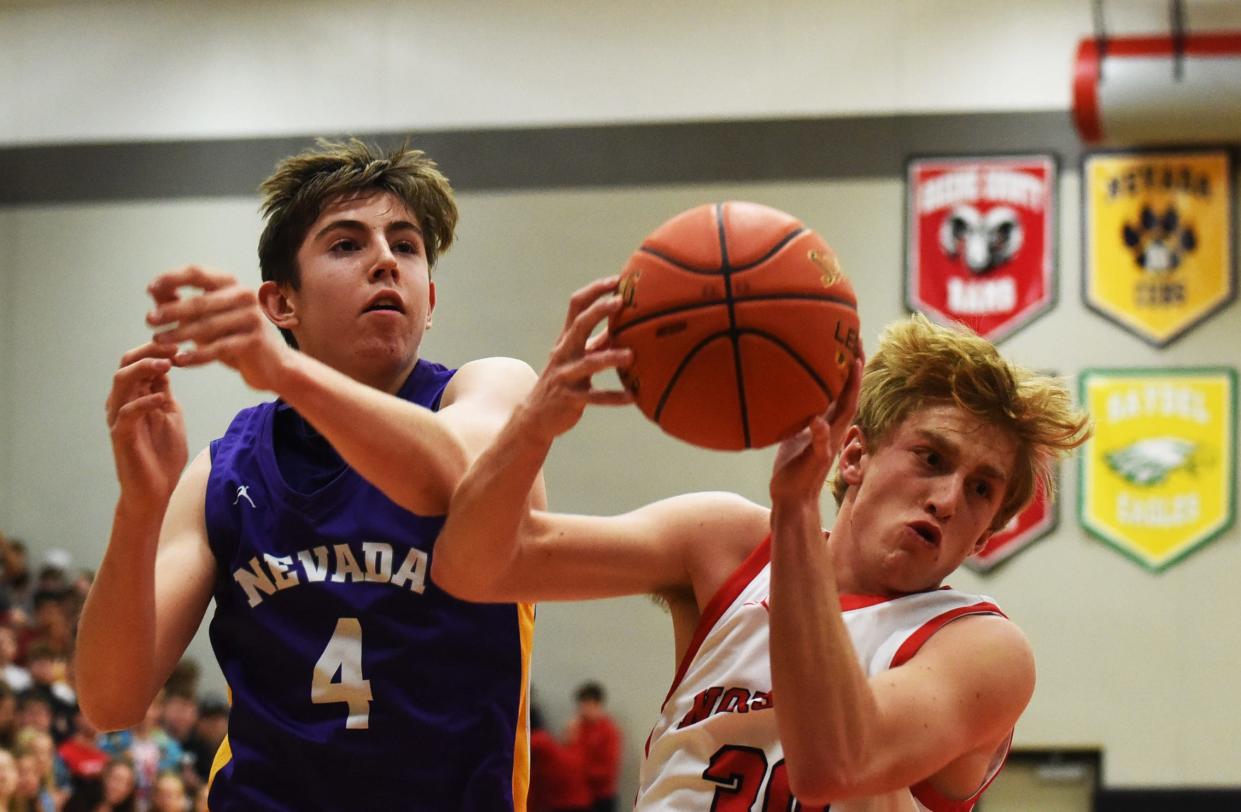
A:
[
  {"xmin": 257, "ymin": 138, "xmax": 459, "ymax": 346},
  {"xmin": 832, "ymin": 314, "xmax": 1090, "ymax": 531}
]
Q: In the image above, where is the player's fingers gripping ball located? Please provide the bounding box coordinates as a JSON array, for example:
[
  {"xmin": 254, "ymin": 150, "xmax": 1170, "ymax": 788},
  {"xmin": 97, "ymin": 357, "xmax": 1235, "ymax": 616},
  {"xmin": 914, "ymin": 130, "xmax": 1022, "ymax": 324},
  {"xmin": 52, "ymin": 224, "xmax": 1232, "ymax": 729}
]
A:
[{"xmin": 609, "ymin": 201, "xmax": 860, "ymax": 451}]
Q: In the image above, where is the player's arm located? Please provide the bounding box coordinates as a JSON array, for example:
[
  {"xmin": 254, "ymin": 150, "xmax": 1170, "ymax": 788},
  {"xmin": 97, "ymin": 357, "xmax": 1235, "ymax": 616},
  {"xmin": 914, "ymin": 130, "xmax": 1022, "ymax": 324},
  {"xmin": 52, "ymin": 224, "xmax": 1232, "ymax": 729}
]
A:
[
  {"xmin": 77, "ymin": 343, "xmax": 217, "ymax": 730},
  {"xmin": 767, "ymin": 416, "xmax": 1033, "ymax": 805},
  {"xmin": 270, "ymin": 348, "xmax": 541, "ymax": 515},
  {"xmin": 434, "ymin": 277, "xmax": 764, "ymax": 604},
  {"xmin": 144, "ymin": 265, "xmax": 526, "ymax": 516}
]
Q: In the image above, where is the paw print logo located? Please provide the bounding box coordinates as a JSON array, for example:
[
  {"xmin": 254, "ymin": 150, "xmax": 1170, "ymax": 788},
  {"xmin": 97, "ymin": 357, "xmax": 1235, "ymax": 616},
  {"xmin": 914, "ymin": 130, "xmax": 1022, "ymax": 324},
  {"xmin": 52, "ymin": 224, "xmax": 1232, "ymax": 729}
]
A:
[{"xmin": 1122, "ymin": 205, "xmax": 1197, "ymax": 273}]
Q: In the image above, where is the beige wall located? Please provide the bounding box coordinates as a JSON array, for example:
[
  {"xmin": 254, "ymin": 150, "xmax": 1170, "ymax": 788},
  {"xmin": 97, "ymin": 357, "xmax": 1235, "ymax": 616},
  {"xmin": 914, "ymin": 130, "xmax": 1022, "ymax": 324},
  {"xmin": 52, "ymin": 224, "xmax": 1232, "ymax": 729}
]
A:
[{"xmin": 6, "ymin": 0, "xmax": 1239, "ymax": 145}]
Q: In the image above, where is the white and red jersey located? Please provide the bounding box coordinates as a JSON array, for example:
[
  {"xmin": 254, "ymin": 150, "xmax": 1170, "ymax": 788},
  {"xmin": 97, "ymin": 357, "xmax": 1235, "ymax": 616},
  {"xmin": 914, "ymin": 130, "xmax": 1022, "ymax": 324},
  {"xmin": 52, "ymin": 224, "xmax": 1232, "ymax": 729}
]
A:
[{"xmin": 636, "ymin": 536, "xmax": 1011, "ymax": 812}]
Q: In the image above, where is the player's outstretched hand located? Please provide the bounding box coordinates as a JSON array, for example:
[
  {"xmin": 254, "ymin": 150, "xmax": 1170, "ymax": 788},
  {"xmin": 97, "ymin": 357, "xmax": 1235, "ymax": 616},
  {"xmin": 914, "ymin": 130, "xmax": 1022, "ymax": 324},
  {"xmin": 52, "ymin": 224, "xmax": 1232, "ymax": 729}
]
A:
[
  {"xmin": 106, "ymin": 340, "xmax": 189, "ymax": 509},
  {"xmin": 770, "ymin": 355, "xmax": 863, "ymax": 505},
  {"xmin": 145, "ymin": 266, "xmax": 293, "ymax": 393},
  {"xmin": 523, "ymin": 276, "xmax": 633, "ymax": 443}
]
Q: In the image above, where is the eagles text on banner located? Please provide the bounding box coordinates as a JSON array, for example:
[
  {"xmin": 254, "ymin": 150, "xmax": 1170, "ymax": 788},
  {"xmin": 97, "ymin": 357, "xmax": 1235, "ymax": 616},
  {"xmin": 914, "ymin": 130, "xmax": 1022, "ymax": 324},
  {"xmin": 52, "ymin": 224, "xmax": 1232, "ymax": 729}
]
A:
[{"xmin": 1079, "ymin": 368, "xmax": 1237, "ymax": 571}]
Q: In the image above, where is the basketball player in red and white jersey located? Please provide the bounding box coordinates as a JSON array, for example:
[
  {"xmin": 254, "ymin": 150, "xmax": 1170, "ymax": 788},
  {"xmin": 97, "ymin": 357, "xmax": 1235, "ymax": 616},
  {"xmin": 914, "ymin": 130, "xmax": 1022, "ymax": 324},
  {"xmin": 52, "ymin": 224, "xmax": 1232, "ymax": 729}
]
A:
[{"xmin": 424, "ymin": 277, "xmax": 1090, "ymax": 811}]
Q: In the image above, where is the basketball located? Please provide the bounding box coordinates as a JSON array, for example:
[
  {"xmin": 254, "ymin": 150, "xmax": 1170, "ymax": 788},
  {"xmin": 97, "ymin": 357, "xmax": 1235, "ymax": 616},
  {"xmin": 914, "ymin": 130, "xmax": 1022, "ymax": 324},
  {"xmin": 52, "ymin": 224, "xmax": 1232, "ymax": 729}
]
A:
[{"xmin": 609, "ymin": 201, "xmax": 860, "ymax": 451}]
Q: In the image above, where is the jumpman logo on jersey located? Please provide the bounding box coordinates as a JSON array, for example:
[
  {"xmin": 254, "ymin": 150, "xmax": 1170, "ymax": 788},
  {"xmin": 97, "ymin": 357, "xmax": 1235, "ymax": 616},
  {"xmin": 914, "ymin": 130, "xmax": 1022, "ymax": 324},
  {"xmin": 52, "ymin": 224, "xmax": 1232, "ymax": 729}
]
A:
[{"xmin": 234, "ymin": 485, "xmax": 257, "ymax": 509}]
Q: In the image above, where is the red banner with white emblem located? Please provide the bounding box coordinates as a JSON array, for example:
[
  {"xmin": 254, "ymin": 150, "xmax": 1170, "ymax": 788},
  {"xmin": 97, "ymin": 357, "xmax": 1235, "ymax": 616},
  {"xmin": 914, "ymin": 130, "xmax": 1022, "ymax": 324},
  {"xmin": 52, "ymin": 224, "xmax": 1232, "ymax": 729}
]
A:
[
  {"xmin": 906, "ymin": 155, "xmax": 1058, "ymax": 343},
  {"xmin": 966, "ymin": 475, "xmax": 1057, "ymax": 573}
]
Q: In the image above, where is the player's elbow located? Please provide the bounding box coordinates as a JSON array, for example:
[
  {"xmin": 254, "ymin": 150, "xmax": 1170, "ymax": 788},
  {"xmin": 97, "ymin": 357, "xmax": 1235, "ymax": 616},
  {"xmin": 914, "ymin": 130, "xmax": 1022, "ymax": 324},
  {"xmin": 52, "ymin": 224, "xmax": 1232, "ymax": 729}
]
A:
[
  {"xmin": 786, "ymin": 768, "xmax": 855, "ymax": 807},
  {"xmin": 785, "ymin": 748, "xmax": 871, "ymax": 805},
  {"xmin": 78, "ymin": 687, "xmax": 149, "ymax": 732},
  {"xmin": 429, "ymin": 543, "xmax": 506, "ymax": 603}
]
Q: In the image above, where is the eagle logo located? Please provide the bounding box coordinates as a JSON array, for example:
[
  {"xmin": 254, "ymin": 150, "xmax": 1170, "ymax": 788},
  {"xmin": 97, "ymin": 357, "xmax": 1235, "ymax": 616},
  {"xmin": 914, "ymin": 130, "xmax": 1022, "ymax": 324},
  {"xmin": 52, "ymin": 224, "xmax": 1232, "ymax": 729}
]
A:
[{"xmin": 1104, "ymin": 437, "xmax": 1197, "ymax": 486}]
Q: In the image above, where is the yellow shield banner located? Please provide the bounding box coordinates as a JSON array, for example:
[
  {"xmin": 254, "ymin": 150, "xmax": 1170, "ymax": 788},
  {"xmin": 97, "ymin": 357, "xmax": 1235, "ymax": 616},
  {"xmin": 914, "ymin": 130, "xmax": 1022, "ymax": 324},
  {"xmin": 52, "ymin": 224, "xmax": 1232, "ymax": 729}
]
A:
[
  {"xmin": 1079, "ymin": 368, "xmax": 1237, "ymax": 571},
  {"xmin": 1083, "ymin": 149, "xmax": 1235, "ymax": 347}
]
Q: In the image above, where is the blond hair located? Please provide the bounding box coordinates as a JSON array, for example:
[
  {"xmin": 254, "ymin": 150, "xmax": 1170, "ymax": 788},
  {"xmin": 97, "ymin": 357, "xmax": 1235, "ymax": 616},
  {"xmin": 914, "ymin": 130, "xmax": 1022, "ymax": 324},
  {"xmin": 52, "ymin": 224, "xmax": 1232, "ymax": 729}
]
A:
[{"xmin": 832, "ymin": 314, "xmax": 1090, "ymax": 531}]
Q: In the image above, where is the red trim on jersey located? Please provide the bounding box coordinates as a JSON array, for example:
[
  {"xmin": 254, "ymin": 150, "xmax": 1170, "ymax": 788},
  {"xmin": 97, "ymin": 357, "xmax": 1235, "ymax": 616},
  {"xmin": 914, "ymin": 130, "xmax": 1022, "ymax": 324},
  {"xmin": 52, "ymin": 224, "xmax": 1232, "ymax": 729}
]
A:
[
  {"xmin": 889, "ymin": 602, "xmax": 1004, "ymax": 668},
  {"xmin": 838, "ymin": 593, "xmax": 888, "ymax": 610},
  {"xmin": 1072, "ymin": 39, "xmax": 1102, "ymax": 143},
  {"xmin": 889, "ymin": 601, "xmax": 1009, "ymax": 811},
  {"xmin": 911, "ymin": 737, "xmax": 1012, "ymax": 812},
  {"xmin": 658, "ymin": 535, "xmax": 773, "ymax": 715}
]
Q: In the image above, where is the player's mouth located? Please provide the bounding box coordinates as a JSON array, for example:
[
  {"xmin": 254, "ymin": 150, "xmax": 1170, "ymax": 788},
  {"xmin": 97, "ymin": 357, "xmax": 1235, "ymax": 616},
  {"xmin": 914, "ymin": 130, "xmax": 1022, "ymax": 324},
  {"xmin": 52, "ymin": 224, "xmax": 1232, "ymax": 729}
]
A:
[
  {"xmin": 906, "ymin": 521, "xmax": 942, "ymax": 549},
  {"xmin": 362, "ymin": 290, "xmax": 407, "ymax": 315}
]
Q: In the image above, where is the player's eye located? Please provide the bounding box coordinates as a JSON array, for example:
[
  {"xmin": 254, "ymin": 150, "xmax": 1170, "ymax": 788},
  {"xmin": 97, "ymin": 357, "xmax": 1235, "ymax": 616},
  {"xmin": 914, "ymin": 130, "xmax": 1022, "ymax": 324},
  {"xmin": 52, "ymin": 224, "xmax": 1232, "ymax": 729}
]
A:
[
  {"xmin": 393, "ymin": 240, "xmax": 420, "ymax": 255},
  {"xmin": 917, "ymin": 448, "xmax": 942, "ymax": 469},
  {"xmin": 973, "ymin": 480, "xmax": 991, "ymax": 498},
  {"xmin": 330, "ymin": 239, "xmax": 359, "ymax": 253}
]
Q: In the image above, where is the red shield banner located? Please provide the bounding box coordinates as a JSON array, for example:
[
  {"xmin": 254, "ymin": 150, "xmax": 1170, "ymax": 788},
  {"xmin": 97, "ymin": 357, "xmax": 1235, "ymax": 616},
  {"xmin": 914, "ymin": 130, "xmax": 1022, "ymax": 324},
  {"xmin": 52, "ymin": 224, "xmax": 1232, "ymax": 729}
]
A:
[
  {"xmin": 906, "ymin": 155, "xmax": 1057, "ymax": 343},
  {"xmin": 966, "ymin": 476, "xmax": 1057, "ymax": 573}
]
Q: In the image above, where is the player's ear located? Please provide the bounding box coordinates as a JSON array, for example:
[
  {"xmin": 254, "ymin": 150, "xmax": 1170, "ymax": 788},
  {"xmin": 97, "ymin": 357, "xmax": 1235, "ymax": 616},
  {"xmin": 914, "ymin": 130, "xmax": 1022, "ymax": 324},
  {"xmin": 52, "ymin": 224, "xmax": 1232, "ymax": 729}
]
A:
[
  {"xmin": 972, "ymin": 531, "xmax": 993, "ymax": 555},
  {"xmin": 425, "ymin": 281, "xmax": 436, "ymax": 329},
  {"xmin": 837, "ymin": 425, "xmax": 867, "ymax": 487},
  {"xmin": 259, "ymin": 281, "xmax": 299, "ymax": 331}
]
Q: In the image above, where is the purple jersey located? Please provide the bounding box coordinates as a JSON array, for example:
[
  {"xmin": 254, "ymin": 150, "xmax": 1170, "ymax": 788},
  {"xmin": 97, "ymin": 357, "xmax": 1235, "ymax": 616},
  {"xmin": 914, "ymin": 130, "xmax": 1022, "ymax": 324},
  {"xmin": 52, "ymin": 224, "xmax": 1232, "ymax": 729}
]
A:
[{"xmin": 202, "ymin": 360, "xmax": 532, "ymax": 811}]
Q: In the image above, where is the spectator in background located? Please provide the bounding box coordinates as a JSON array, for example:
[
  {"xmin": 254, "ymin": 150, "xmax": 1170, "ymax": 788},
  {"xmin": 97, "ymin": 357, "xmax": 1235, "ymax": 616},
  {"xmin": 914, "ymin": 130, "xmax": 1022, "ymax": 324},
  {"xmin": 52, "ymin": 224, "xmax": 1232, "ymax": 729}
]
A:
[
  {"xmin": 566, "ymin": 682, "xmax": 622, "ymax": 812},
  {"xmin": 25, "ymin": 644, "xmax": 76, "ymax": 743},
  {"xmin": 182, "ymin": 695, "xmax": 226, "ymax": 787},
  {"xmin": 15, "ymin": 728, "xmax": 69, "ymax": 809},
  {"xmin": 0, "ymin": 533, "xmax": 34, "ymax": 618},
  {"xmin": 0, "ymin": 749, "xmax": 18, "ymax": 811},
  {"xmin": 64, "ymin": 757, "xmax": 137, "ymax": 812},
  {"xmin": 151, "ymin": 771, "xmax": 189, "ymax": 812},
  {"xmin": 101, "ymin": 694, "xmax": 181, "ymax": 808},
  {"xmin": 0, "ymin": 629, "xmax": 31, "ymax": 693},
  {"xmin": 19, "ymin": 591, "xmax": 73, "ymax": 664},
  {"xmin": 528, "ymin": 703, "xmax": 591, "ymax": 812},
  {"xmin": 58, "ymin": 709, "xmax": 109, "ymax": 784},
  {"xmin": 0, "ymin": 684, "xmax": 18, "ymax": 751},
  {"xmin": 15, "ymin": 694, "xmax": 53, "ymax": 739},
  {"xmin": 159, "ymin": 688, "xmax": 202, "ymax": 795},
  {"xmin": 16, "ymin": 749, "xmax": 57, "ymax": 812},
  {"xmin": 36, "ymin": 550, "xmax": 73, "ymax": 595}
]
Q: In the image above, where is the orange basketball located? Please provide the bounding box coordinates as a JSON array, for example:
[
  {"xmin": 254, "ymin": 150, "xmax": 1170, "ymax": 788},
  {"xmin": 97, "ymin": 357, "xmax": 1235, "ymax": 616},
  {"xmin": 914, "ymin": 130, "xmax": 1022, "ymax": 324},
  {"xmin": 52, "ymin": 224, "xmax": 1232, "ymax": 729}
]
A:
[{"xmin": 610, "ymin": 201, "xmax": 860, "ymax": 451}]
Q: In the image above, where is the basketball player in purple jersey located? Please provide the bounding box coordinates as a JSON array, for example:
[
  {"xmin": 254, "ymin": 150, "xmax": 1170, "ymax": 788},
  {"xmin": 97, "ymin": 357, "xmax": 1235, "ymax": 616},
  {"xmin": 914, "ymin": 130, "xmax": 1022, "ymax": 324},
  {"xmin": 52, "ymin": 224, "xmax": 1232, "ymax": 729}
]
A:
[
  {"xmin": 423, "ymin": 280, "xmax": 1089, "ymax": 810},
  {"xmin": 77, "ymin": 140, "xmax": 542, "ymax": 811}
]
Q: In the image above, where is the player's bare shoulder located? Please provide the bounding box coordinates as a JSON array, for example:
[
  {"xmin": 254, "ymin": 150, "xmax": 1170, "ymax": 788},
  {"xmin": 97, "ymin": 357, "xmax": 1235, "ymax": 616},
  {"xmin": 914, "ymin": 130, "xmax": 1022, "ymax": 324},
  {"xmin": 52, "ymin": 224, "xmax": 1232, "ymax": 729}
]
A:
[
  {"xmin": 656, "ymin": 491, "xmax": 770, "ymax": 585},
  {"xmin": 442, "ymin": 356, "xmax": 537, "ymax": 408}
]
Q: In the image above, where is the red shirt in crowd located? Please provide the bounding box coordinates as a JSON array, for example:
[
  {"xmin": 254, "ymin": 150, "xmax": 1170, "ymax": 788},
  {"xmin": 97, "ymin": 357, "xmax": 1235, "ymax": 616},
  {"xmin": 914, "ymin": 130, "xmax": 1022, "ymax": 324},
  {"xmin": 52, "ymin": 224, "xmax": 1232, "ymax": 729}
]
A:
[
  {"xmin": 58, "ymin": 737, "xmax": 109, "ymax": 779},
  {"xmin": 568, "ymin": 715, "xmax": 621, "ymax": 802},
  {"xmin": 529, "ymin": 729, "xmax": 593, "ymax": 812}
]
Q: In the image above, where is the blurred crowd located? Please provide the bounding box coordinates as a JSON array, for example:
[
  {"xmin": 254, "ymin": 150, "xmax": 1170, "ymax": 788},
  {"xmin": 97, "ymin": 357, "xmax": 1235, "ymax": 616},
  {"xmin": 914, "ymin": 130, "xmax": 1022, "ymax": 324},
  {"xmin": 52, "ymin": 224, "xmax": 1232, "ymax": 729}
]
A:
[
  {"xmin": 0, "ymin": 532, "xmax": 227, "ymax": 812},
  {"xmin": 529, "ymin": 682, "xmax": 622, "ymax": 812}
]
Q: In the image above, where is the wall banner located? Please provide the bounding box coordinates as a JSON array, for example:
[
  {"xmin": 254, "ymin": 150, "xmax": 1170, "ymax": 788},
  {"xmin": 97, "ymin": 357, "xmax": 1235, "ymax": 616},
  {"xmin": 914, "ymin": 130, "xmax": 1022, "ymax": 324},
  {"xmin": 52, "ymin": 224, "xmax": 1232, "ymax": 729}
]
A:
[
  {"xmin": 966, "ymin": 474, "xmax": 1057, "ymax": 573},
  {"xmin": 1082, "ymin": 149, "xmax": 1235, "ymax": 347},
  {"xmin": 1079, "ymin": 368, "xmax": 1237, "ymax": 571},
  {"xmin": 905, "ymin": 154, "xmax": 1057, "ymax": 343}
]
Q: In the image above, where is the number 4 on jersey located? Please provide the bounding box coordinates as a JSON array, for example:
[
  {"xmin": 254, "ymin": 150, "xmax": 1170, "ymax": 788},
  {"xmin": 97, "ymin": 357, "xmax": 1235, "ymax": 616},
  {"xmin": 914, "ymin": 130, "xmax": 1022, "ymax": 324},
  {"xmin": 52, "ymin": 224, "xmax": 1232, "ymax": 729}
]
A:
[{"xmin": 312, "ymin": 617, "xmax": 373, "ymax": 730}]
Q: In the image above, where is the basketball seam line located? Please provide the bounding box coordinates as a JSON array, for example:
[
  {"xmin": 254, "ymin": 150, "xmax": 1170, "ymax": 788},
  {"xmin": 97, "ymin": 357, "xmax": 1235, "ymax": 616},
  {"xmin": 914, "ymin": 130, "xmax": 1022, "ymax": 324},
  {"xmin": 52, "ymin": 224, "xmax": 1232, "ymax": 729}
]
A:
[
  {"xmin": 719, "ymin": 203, "xmax": 753, "ymax": 449},
  {"xmin": 611, "ymin": 293, "xmax": 857, "ymax": 337},
  {"xmin": 639, "ymin": 227, "xmax": 806, "ymax": 275},
  {"xmin": 648, "ymin": 327, "xmax": 838, "ymax": 432}
]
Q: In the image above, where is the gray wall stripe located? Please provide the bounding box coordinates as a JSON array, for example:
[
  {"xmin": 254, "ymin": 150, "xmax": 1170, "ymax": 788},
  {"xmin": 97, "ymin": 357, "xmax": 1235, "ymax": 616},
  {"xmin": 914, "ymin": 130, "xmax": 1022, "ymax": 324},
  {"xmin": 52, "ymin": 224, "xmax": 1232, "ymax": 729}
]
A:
[{"xmin": 0, "ymin": 111, "xmax": 1081, "ymax": 205}]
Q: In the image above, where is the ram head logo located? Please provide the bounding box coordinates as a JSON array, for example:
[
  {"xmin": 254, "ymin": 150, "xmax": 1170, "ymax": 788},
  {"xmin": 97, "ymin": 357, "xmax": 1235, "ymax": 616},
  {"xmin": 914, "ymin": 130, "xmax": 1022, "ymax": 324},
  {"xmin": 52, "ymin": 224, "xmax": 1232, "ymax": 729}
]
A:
[{"xmin": 939, "ymin": 205, "xmax": 1024, "ymax": 274}]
